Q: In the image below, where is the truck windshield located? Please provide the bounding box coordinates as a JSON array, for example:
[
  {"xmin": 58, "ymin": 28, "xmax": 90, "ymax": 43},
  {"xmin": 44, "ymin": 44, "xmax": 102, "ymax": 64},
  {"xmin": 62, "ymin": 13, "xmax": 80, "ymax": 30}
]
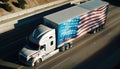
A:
[
  {"xmin": 33, "ymin": 28, "xmax": 41, "ymax": 38},
  {"xmin": 28, "ymin": 40, "xmax": 39, "ymax": 50}
]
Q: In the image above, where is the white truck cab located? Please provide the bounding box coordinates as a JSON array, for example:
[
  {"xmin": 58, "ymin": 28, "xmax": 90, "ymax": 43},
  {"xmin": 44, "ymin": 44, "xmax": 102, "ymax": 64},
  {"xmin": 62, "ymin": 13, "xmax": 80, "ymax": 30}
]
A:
[{"xmin": 19, "ymin": 25, "xmax": 58, "ymax": 66}]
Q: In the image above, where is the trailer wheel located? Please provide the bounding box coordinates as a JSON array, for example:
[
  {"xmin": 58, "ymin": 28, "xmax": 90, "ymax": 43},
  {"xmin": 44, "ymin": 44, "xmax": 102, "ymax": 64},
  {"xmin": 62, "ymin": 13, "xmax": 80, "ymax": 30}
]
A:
[
  {"xmin": 65, "ymin": 45, "xmax": 69, "ymax": 50},
  {"xmin": 93, "ymin": 29, "xmax": 97, "ymax": 34},
  {"xmin": 100, "ymin": 26, "xmax": 103, "ymax": 30},
  {"xmin": 99, "ymin": 25, "xmax": 105, "ymax": 31},
  {"xmin": 88, "ymin": 30, "xmax": 93, "ymax": 34},
  {"xmin": 69, "ymin": 44, "xmax": 73, "ymax": 48},
  {"xmin": 98, "ymin": 27, "xmax": 101, "ymax": 31},
  {"xmin": 101, "ymin": 25, "xmax": 105, "ymax": 29},
  {"xmin": 69, "ymin": 42, "xmax": 73, "ymax": 48},
  {"xmin": 96, "ymin": 28, "xmax": 100, "ymax": 32}
]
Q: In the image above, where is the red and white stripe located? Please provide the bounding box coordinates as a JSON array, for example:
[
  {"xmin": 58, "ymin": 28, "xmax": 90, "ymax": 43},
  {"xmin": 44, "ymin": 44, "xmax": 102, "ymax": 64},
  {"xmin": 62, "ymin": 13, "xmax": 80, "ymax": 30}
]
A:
[
  {"xmin": 58, "ymin": 5, "xmax": 107, "ymax": 47},
  {"xmin": 79, "ymin": 5, "xmax": 106, "ymax": 22},
  {"xmin": 78, "ymin": 14, "xmax": 105, "ymax": 29},
  {"xmin": 78, "ymin": 16, "xmax": 105, "ymax": 31},
  {"xmin": 77, "ymin": 20, "xmax": 102, "ymax": 35},
  {"xmin": 78, "ymin": 13, "xmax": 105, "ymax": 28},
  {"xmin": 79, "ymin": 8, "xmax": 106, "ymax": 25},
  {"xmin": 77, "ymin": 5, "xmax": 107, "ymax": 36}
]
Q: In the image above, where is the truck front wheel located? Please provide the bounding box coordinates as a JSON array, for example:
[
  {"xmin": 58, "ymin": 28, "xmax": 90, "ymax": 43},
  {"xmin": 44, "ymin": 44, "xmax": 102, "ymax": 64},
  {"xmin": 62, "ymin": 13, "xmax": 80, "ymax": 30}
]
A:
[{"xmin": 34, "ymin": 58, "xmax": 42, "ymax": 66}]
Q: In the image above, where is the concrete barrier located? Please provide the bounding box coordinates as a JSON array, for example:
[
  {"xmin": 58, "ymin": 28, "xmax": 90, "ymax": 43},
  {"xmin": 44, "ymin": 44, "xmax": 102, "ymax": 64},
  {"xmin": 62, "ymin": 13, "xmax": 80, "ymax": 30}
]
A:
[
  {"xmin": 0, "ymin": 0, "xmax": 74, "ymax": 47},
  {"xmin": 0, "ymin": 0, "xmax": 71, "ymax": 34},
  {"xmin": 0, "ymin": 20, "xmax": 17, "ymax": 34},
  {"xmin": 0, "ymin": 0, "xmax": 68, "ymax": 22}
]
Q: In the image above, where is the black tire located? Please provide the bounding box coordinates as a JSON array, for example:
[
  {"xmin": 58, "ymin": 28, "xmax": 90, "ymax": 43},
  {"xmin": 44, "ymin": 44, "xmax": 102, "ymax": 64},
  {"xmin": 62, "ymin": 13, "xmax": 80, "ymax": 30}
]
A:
[
  {"xmin": 102, "ymin": 25, "xmax": 105, "ymax": 29},
  {"xmin": 99, "ymin": 25, "xmax": 105, "ymax": 31},
  {"xmin": 34, "ymin": 61, "xmax": 39, "ymax": 66},
  {"xmin": 69, "ymin": 44, "xmax": 73, "ymax": 48},
  {"xmin": 101, "ymin": 24, "xmax": 105, "ymax": 30},
  {"xmin": 96, "ymin": 28, "xmax": 99, "ymax": 32},
  {"xmin": 97, "ymin": 27, "xmax": 101, "ymax": 32},
  {"xmin": 65, "ymin": 45, "xmax": 69, "ymax": 50},
  {"xmin": 99, "ymin": 27, "xmax": 101, "ymax": 31},
  {"xmin": 93, "ymin": 29, "xmax": 97, "ymax": 34},
  {"xmin": 34, "ymin": 58, "xmax": 42, "ymax": 66},
  {"xmin": 60, "ymin": 46, "xmax": 65, "ymax": 52},
  {"xmin": 88, "ymin": 30, "xmax": 93, "ymax": 34}
]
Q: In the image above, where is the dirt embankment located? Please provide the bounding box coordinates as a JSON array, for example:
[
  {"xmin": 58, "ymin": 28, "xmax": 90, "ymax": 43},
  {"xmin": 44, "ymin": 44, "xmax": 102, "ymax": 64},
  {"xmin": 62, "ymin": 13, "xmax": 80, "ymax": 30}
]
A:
[{"xmin": 0, "ymin": 0, "xmax": 56, "ymax": 16}]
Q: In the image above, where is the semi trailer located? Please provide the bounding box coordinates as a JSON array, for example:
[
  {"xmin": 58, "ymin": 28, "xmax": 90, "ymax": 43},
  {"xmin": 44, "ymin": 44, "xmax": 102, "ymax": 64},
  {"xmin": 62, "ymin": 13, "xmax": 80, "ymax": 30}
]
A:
[{"xmin": 19, "ymin": 0, "xmax": 109, "ymax": 66}]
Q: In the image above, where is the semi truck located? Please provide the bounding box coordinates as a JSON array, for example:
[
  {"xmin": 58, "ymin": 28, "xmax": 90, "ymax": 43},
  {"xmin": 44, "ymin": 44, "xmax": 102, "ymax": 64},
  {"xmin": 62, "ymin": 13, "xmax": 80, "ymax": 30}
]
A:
[{"xmin": 19, "ymin": 0, "xmax": 109, "ymax": 66}]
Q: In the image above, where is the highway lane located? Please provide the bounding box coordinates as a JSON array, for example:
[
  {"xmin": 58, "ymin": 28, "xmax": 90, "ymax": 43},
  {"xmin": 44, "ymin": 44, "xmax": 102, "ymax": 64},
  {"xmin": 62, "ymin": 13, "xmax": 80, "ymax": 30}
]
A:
[
  {"xmin": 33, "ymin": 10, "xmax": 120, "ymax": 69},
  {"xmin": 21, "ymin": 5, "xmax": 120, "ymax": 69},
  {"xmin": 50, "ymin": 25, "xmax": 120, "ymax": 69},
  {"xmin": 0, "ymin": 4, "xmax": 120, "ymax": 69},
  {"xmin": 0, "ymin": 0, "xmax": 117, "ymax": 57}
]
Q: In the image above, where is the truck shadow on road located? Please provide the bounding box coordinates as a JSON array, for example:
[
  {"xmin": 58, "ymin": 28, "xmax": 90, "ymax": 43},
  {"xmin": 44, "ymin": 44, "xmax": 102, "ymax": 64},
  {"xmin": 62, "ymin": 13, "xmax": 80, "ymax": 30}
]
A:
[
  {"xmin": 0, "ymin": 65, "xmax": 13, "ymax": 69},
  {"xmin": 73, "ymin": 33, "xmax": 120, "ymax": 69},
  {"xmin": 0, "ymin": 3, "xmax": 75, "ymax": 68}
]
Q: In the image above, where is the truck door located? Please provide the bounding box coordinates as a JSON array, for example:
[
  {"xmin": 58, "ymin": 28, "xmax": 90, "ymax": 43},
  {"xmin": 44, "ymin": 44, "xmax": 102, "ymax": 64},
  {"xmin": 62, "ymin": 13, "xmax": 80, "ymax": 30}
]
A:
[{"xmin": 39, "ymin": 29, "xmax": 56, "ymax": 54}]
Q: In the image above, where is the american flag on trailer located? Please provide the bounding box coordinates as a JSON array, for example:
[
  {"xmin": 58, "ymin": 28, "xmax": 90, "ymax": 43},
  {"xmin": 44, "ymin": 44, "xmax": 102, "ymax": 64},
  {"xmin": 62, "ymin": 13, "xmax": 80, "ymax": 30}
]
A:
[{"xmin": 77, "ymin": 5, "xmax": 107, "ymax": 37}]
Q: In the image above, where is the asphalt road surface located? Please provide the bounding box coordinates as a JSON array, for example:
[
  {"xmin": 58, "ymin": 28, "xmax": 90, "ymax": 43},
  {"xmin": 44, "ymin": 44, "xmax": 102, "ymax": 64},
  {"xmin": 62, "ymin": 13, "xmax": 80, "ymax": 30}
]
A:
[{"xmin": 0, "ymin": 2, "xmax": 120, "ymax": 69}]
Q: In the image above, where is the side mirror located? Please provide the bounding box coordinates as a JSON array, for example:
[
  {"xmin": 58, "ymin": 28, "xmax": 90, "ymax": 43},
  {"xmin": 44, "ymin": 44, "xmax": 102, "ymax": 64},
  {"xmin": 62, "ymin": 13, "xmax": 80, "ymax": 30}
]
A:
[{"xmin": 40, "ymin": 45, "xmax": 46, "ymax": 50}]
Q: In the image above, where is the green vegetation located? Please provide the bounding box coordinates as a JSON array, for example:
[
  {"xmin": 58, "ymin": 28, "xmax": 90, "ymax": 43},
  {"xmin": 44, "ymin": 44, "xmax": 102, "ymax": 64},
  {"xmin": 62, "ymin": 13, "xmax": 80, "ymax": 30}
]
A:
[
  {"xmin": 12, "ymin": 0, "xmax": 27, "ymax": 9},
  {"xmin": 17, "ymin": 0, "xmax": 27, "ymax": 9},
  {"xmin": 0, "ymin": 0, "xmax": 12, "ymax": 12},
  {"xmin": 0, "ymin": 0, "xmax": 27, "ymax": 12},
  {"xmin": 0, "ymin": 0, "xmax": 9, "ymax": 2},
  {"xmin": 4, "ymin": 3, "xmax": 12, "ymax": 12}
]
